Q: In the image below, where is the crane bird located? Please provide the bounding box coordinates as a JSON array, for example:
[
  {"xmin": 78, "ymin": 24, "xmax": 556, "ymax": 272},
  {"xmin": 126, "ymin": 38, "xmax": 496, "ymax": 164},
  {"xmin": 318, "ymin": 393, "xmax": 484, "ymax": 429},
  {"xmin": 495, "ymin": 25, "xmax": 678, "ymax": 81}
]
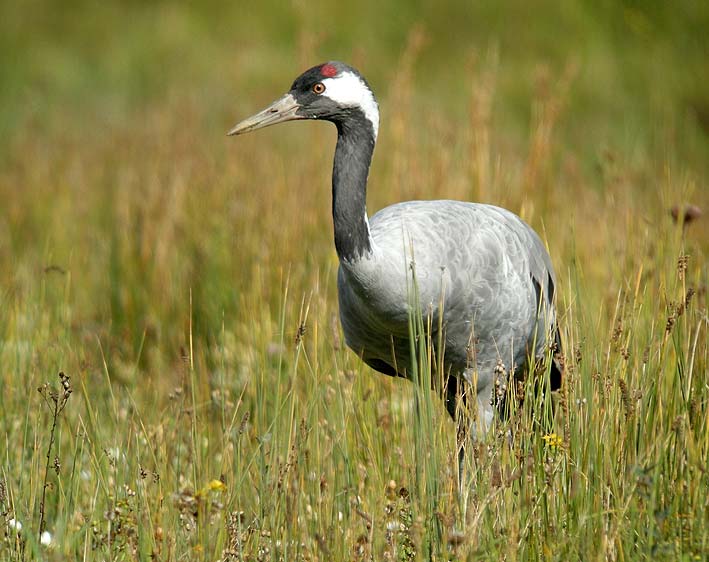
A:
[{"xmin": 228, "ymin": 61, "xmax": 562, "ymax": 434}]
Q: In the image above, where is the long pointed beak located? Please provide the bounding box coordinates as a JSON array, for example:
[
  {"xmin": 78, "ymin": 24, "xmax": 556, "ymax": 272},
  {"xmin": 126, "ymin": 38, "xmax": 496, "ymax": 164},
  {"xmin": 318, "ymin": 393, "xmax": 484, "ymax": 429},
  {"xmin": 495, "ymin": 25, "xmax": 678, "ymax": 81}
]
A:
[{"xmin": 227, "ymin": 93, "xmax": 302, "ymax": 136}]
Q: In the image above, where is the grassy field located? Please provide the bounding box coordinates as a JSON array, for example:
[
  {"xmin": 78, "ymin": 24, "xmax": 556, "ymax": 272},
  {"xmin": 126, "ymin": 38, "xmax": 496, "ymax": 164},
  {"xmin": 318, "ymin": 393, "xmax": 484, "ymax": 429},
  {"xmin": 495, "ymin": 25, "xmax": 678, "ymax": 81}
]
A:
[{"xmin": 1, "ymin": 1, "xmax": 708, "ymax": 560}]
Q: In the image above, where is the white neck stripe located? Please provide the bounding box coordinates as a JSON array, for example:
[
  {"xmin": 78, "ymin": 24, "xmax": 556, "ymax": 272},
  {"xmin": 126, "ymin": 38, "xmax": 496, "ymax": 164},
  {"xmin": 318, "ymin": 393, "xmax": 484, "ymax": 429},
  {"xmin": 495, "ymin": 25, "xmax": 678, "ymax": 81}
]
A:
[{"xmin": 321, "ymin": 71, "xmax": 379, "ymax": 140}]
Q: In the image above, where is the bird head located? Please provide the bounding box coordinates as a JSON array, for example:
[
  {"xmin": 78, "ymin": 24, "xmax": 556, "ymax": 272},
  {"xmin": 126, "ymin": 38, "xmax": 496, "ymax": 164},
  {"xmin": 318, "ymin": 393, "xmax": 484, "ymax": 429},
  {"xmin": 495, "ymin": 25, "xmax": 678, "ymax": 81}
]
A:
[{"xmin": 228, "ymin": 61, "xmax": 379, "ymax": 139}]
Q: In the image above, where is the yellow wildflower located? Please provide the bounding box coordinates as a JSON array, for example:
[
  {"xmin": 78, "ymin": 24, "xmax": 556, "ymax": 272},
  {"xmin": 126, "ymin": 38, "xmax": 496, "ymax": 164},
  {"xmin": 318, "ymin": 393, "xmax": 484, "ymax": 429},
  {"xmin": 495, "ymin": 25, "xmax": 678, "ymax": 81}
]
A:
[
  {"xmin": 208, "ymin": 479, "xmax": 227, "ymax": 492},
  {"xmin": 542, "ymin": 433, "xmax": 563, "ymax": 449}
]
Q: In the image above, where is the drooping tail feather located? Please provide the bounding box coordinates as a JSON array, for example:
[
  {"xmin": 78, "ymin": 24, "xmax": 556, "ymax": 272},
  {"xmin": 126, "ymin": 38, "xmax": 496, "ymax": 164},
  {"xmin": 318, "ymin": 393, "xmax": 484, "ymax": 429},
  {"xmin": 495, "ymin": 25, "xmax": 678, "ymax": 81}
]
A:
[{"xmin": 549, "ymin": 325, "xmax": 564, "ymax": 391}]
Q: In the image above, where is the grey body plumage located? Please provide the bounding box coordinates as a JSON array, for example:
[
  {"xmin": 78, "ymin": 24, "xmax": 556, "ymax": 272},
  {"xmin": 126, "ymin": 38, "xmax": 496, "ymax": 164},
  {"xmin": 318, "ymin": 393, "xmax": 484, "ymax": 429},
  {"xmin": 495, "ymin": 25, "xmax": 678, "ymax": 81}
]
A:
[
  {"xmin": 229, "ymin": 61, "xmax": 561, "ymax": 434},
  {"xmin": 339, "ymin": 200, "xmax": 557, "ymax": 428}
]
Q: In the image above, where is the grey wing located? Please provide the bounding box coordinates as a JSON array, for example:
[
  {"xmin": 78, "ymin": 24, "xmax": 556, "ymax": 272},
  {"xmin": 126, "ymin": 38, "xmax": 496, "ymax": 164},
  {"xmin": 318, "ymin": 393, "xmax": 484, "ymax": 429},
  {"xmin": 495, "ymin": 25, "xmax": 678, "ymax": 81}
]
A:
[{"xmin": 406, "ymin": 202, "xmax": 557, "ymax": 376}]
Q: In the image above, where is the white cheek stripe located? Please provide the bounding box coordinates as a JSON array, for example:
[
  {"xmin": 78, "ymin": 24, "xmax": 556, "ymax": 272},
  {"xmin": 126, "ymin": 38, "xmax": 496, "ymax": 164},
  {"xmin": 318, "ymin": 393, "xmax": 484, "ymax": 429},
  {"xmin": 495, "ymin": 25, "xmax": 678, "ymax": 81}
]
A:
[{"xmin": 321, "ymin": 72, "xmax": 379, "ymax": 139}]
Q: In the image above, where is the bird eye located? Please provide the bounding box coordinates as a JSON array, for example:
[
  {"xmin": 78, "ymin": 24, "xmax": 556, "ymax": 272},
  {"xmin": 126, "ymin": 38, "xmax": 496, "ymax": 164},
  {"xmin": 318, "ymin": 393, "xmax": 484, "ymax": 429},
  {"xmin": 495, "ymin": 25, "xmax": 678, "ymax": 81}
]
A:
[{"xmin": 312, "ymin": 82, "xmax": 326, "ymax": 94}]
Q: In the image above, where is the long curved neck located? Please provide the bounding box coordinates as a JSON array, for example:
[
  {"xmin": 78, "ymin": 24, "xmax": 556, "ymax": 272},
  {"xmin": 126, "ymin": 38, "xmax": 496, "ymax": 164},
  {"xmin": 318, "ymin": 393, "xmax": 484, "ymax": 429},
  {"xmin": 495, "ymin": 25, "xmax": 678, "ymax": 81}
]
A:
[{"xmin": 332, "ymin": 113, "xmax": 376, "ymax": 262}]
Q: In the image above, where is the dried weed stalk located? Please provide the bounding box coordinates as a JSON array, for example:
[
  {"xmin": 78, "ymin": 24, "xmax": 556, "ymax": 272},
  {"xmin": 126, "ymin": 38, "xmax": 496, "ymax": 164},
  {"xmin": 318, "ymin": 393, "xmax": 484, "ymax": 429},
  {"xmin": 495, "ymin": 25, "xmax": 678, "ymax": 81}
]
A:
[{"xmin": 37, "ymin": 371, "xmax": 72, "ymax": 540}]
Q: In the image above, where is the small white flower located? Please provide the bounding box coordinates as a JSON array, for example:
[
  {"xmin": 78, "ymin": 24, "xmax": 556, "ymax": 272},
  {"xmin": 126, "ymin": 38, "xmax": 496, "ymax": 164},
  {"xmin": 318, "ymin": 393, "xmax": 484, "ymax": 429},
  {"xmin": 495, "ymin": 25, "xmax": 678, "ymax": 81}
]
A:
[
  {"xmin": 9, "ymin": 518, "xmax": 22, "ymax": 531},
  {"xmin": 40, "ymin": 531, "xmax": 52, "ymax": 545},
  {"xmin": 338, "ymin": 511, "xmax": 343, "ymax": 522}
]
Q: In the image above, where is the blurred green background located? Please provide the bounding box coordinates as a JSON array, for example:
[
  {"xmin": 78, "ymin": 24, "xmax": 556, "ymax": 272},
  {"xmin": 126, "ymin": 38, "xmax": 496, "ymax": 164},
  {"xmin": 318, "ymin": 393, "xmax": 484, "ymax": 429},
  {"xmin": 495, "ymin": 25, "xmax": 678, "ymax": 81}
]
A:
[{"xmin": 1, "ymin": 0, "xmax": 708, "ymax": 159}]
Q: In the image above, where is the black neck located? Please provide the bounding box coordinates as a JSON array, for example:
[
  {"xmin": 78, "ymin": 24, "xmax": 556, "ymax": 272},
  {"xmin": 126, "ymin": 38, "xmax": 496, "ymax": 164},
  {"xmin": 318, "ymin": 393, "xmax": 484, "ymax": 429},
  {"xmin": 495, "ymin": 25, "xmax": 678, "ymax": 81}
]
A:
[{"xmin": 332, "ymin": 110, "xmax": 376, "ymax": 262}]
